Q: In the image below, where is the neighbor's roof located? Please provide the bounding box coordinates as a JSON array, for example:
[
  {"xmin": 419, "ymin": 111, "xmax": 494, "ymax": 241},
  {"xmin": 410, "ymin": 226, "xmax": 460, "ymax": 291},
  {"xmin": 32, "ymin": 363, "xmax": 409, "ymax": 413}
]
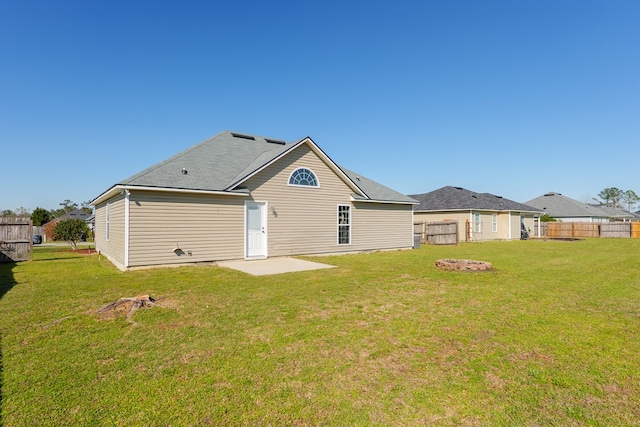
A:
[
  {"xmin": 93, "ymin": 130, "xmax": 416, "ymax": 205},
  {"xmin": 525, "ymin": 192, "xmax": 634, "ymax": 219},
  {"xmin": 410, "ymin": 186, "xmax": 542, "ymax": 213},
  {"xmin": 587, "ymin": 205, "xmax": 635, "ymax": 219}
]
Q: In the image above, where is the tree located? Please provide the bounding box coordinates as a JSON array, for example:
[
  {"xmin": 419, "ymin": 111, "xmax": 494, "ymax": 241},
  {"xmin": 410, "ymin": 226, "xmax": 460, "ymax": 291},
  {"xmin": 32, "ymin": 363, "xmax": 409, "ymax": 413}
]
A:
[
  {"xmin": 621, "ymin": 190, "xmax": 640, "ymax": 212},
  {"xmin": 54, "ymin": 218, "xmax": 90, "ymax": 250},
  {"xmin": 1, "ymin": 209, "xmax": 15, "ymax": 217},
  {"xmin": 80, "ymin": 200, "xmax": 93, "ymax": 215},
  {"xmin": 59, "ymin": 199, "xmax": 78, "ymax": 213},
  {"xmin": 15, "ymin": 206, "xmax": 30, "ymax": 216},
  {"xmin": 595, "ymin": 187, "xmax": 622, "ymax": 208},
  {"xmin": 540, "ymin": 213, "xmax": 557, "ymax": 222},
  {"xmin": 31, "ymin": 207, "xmax": 53, "ymax": 226}
]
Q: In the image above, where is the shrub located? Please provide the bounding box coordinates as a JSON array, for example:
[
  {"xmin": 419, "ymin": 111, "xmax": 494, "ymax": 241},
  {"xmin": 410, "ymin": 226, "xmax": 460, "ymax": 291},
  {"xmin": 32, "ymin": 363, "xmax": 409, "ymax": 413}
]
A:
[{"xmin": 54, "ymin": 219, "xmax": 90, "ymax": 250}]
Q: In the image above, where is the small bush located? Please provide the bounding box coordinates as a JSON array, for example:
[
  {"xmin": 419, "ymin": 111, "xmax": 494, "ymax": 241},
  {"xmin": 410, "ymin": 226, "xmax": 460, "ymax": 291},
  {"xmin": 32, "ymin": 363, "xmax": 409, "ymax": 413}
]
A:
[{"xmin": 54, "ymin": 219, "xmax": 90, "ymax": 249}]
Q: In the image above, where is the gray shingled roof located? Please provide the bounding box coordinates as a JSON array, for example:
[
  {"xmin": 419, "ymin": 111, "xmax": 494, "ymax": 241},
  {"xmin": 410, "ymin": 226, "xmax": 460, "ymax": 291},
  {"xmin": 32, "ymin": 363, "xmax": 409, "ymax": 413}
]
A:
[
  {"xmin": 525, "ymin": 192, "xmax": 633, "ymax": 219},
  {"xmin": 106, "ymin": 130, "xmax": 414, "ymax": 204},
  {"xmin": 119, "ymin": 131, "xmax": 292, "ymax": 191},
  {"xmin": 339, "ymin": 167, "xmax": 417, "ymax": 204},
  {"xmin": 410, "ymin": 186, "xmax": 541, "ymax": 212}
]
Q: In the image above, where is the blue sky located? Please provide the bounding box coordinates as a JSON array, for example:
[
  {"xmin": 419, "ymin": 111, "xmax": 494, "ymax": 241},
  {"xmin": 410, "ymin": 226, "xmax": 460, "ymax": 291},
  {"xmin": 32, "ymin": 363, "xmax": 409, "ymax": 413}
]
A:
[{"xmin": 2, "ymin": 0, "xmax": 639, "ymax": 212}]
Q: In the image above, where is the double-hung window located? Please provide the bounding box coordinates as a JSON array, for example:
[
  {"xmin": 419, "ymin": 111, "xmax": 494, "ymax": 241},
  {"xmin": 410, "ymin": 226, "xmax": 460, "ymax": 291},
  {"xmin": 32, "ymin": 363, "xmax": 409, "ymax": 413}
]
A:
[
  {"xmin": 492, "ymin": 214, "xmax": 498, "ymax": 233},
  {"xmin": 338, "ymin": 205, "xmax": 351, "ymax": 245},
  {"xmin": 473, "ymin": 213, "xmax": 481, "ymax": 233}
]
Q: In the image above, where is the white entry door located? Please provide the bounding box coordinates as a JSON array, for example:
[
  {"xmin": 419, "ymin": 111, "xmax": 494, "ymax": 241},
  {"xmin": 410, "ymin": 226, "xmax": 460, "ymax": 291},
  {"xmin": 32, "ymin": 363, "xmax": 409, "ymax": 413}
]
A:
[{"xmin": 246, "ymin": 202, "xmax": 267, "ymax": 258}]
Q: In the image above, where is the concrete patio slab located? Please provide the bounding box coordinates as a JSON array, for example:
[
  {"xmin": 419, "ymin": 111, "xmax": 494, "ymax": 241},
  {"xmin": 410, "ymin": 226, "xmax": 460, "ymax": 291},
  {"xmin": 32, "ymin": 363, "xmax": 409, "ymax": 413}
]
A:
[{"xmin": 217, "ymin": 257, "xmax": 336, "ymax": 276}]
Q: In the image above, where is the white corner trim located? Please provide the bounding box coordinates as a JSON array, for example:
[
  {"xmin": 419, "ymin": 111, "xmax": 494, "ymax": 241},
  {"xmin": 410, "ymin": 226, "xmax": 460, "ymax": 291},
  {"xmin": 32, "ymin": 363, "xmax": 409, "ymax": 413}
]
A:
[{"xmin": 124, "ymin": 189, "xmax": 130, "ymax": 268}]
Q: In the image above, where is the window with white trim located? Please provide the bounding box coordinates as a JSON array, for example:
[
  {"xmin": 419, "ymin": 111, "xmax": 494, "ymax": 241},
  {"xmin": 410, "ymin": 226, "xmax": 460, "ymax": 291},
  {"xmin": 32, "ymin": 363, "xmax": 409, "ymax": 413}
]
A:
[
  {"xmin": 288, "ymin": 168, "xmax": 319, "ymax": 187},
  {"xmin": 492, "ymin": 214, "xmax": 497, "ymax": 232},
  {"xmin": 473, "ymin": 213, "xmax": 481, "ymax": 233},
  {"xmin": 338, "ymin": 205, "xmax": 351, "ymax": 245},
  {"xmin": 105, "ymin": 202, "xmax": 110, "ymax": 241}
]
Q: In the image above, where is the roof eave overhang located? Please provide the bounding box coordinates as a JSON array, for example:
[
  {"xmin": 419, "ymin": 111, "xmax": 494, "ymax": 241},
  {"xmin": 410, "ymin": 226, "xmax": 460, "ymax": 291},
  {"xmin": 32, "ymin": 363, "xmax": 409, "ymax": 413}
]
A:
[
  {"xmin": 91, "ymin": 184, "xmax": 249, "ymax": 206},
  {"xmin": 351, "ymin": 196, "xmax": 420, "ymax": 205},
  {"xmin": 350, "ymin": 196, "xmax": 419, "ymax": 205},
  {"xmin": 415, "ymin": 208, "xmax": 544, "ymax": 214}
]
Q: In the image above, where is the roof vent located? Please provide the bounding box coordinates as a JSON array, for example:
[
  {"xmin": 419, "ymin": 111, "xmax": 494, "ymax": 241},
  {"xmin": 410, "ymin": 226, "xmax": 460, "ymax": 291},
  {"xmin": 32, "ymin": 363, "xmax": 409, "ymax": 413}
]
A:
[
  {"xmin": 182, "ymin": 168, "xmax": 188, "ymax": 175},
  {"xmin": 265, "ymin": 138, "xmax": 286, "ymax": 145},
  {"xmin": 231, "ymin": 133, "xmax": 256, "ymax": 141}
]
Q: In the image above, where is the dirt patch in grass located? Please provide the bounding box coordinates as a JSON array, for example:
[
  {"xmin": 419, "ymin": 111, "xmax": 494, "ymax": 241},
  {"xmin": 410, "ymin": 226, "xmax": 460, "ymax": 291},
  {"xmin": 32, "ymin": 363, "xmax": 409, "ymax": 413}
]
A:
[{"xmin": 62, "ymin": 248, "xmax": 97, "ymax": 255}]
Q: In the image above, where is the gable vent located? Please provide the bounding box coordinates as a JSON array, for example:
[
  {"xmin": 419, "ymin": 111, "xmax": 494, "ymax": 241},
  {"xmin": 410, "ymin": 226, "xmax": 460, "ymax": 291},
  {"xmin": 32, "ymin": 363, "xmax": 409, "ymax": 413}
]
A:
[
  {"xmin": 231, "ymin": 133, "xmax": 256, "ymax": 140},
  {"xmin": 265, "ymin": 138, "xmax": 286, "ymax": 145}
]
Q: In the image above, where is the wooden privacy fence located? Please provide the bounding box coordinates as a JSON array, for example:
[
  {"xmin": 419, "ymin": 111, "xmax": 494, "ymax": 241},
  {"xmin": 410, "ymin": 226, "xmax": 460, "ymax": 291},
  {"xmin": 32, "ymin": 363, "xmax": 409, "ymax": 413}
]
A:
[
  {"xmin": 0, "ymin": 217, "xmax": 33, "ymax": 262},
  {"xmin": 415, "ymin": 221, "xmax": 459, "ymax": 245},
  {"xmin": 546, "ymin": 222, "xmax": 599, "ymax": 238},
  {"xmin": 601, "ymin": 222, "xmax": 632, "ymax": 238},
  {"xmin": 544, "ymin": 221, "xmax": 640, "ymax": 239}
]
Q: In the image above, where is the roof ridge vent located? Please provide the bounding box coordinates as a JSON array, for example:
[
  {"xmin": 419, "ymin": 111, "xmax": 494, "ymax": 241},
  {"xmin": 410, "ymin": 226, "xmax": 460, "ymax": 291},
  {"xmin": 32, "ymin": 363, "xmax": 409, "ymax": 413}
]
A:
[
  {"xmin": 265, "ymin": 138, "xmax": 286, "ymax": 145},
  {"xmin": 231, "ymin": 132, "xmax": 256, "ymax": 141}
]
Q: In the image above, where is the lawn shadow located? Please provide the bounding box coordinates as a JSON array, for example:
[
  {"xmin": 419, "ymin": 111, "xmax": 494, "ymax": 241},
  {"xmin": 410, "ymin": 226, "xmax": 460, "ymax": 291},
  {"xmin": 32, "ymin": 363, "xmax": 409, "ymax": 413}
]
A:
[{"xmin": 0, "ymin": 262, "xmax": 18, "ymax": 426}]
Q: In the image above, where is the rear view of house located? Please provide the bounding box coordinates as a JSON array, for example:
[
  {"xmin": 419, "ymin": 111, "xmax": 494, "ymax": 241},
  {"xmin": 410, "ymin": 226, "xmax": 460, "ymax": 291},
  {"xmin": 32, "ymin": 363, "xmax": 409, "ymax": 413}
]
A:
[{"xmin": 92, "ymin": 131, "xmax": 417, "ymax": 270}]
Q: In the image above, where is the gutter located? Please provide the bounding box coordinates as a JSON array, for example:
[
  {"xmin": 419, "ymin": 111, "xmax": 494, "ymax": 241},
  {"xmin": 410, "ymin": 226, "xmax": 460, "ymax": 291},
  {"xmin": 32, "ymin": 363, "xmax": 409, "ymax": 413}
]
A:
[{"xmin": 92, "ymin": 184, "xmax": 250, "ymax": 206}]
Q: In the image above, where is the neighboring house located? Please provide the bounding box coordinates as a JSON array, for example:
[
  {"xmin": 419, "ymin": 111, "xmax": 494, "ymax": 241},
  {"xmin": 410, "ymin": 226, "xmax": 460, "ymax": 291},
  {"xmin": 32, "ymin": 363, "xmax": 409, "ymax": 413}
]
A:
[
  {"xmin": 91, "ymin": 130, "xmax": 417, "ymax": 271},
  {"xmin": 85, "ymin": 214, "xmax": 95, "ymax": 232},
  {"xmin": 55, "ymin": 208, "xmax": 92, "ymax": 222},
  {"xmin": 589, "ymin": 205, "xmax": 636, "ymax": 222},
  {"xmin": 410, "ymin": 186, "xmax": 542, "ymax": 242},
  {"xmin": 525, "ymin": 192, "xmax": 634, "ymax": 222},
  {"xmin": 42, "ymin": 209, "xmax": 93, "ymax": 242}
]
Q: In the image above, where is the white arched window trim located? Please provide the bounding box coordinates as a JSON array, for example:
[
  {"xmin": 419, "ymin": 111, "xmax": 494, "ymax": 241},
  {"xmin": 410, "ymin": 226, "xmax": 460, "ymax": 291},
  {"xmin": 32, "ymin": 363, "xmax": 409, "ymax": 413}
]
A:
[{"xmin": 288, "ymin": 167, "xmax": 320, "ymax": 187}]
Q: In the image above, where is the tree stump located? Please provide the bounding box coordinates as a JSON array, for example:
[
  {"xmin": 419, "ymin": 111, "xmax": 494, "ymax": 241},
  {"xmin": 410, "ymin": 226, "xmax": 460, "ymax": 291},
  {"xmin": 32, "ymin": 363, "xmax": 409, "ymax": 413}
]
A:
[{"xmin": 97, "ymin": 294, "xmax": 156, "ymax": 322}]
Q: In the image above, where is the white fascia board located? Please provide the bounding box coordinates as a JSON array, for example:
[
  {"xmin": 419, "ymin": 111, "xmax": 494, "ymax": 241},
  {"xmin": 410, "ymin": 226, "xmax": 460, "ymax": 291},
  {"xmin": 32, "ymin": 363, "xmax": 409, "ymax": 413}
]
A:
[
  {"xmin": 415, "ymin": 208, "xmax": 543, "ymax": 214},
  {"xmin": 91, "ymin": 185, "xmax": 249, "ymax": 206},
  {"xmin": 350, "ymin": 196, "xmax": 418, "ymax": 205}
]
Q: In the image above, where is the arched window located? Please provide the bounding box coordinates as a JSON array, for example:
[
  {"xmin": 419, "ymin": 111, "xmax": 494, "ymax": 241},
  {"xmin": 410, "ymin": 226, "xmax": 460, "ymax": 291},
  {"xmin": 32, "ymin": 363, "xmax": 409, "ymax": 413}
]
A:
[{"xmin": 288, "ymin": 168, "xmax": 319, "ymax": 187}]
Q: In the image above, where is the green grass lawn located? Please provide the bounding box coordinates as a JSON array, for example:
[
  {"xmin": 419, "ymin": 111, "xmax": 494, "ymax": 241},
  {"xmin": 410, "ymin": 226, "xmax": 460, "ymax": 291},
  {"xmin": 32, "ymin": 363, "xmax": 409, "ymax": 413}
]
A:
[{"xmin": 1, "ymin": 239, "xmax": 639, "ymax": 426}]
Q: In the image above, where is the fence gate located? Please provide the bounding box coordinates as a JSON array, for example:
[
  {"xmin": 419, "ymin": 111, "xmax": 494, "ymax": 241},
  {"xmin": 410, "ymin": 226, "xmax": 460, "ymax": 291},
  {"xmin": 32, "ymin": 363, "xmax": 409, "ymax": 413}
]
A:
[
  {"xmin": 0, "ymin": 217, "xmax": 33, "ymax": 262},
  {"xmin": 601, "ymin": 222, "xmax": 631, "ymax": 238}
]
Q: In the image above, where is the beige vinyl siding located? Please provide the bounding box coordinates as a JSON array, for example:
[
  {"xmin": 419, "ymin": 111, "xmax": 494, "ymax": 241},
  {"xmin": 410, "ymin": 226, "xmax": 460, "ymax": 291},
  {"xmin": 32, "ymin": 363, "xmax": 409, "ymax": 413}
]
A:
[
  {"xmin": 94, "ymin": 195, "xmax": 126, "ymax": 269},
  {"xmin": 352, "ymin": 202, "xmax": 413, "ymax": 250},
  {"xmin": 245, "ymin": 144, "xmax": 413, "ymax": 256},
  {"xmin": 127, "ymin": 191, "xmax": 245, "ymax": 267}
]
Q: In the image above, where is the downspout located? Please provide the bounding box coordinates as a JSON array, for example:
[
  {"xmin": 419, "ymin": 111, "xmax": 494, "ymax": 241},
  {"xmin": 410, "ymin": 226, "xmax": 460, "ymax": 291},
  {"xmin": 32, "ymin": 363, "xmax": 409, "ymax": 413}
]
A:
[
  {"xmin": 508, "ymin": 211, "xmax": 512, "ymax": 240},
  {"xmin": 124, "ymin": 190, "xmax": 130, "ymax": 268}
]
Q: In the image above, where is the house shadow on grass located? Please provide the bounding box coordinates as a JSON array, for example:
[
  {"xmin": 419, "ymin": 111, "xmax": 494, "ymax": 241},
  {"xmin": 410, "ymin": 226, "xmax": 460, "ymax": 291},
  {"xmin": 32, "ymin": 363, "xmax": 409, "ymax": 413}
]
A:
[{"xmin": 0, "ymin": 262, "xmax": 18, "ymax": 426}]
